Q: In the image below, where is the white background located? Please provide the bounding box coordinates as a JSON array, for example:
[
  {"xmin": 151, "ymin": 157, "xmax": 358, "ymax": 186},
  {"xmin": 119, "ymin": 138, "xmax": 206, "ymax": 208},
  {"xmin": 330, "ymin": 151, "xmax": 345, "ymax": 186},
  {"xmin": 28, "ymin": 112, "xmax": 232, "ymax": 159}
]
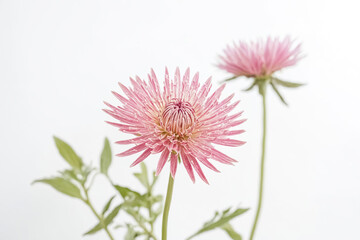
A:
[{"xmin": 1, "ymin": 0, "xmax": 360, "ymax": 239}]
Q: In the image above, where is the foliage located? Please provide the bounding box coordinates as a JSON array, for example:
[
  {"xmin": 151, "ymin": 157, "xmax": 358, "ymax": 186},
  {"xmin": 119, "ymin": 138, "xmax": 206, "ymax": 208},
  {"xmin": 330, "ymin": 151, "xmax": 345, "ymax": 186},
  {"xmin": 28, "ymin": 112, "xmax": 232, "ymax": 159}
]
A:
[
  {"xmin": 33, "ymin": 137, "xmax": 162, "ymax": 240},
  {"xmin": 33, "ymin": 136, "xmax": 248, "ymax": 240},
  {"xmin": 186, "ymin": 207, "xmax": 249, "ymax": 240}
]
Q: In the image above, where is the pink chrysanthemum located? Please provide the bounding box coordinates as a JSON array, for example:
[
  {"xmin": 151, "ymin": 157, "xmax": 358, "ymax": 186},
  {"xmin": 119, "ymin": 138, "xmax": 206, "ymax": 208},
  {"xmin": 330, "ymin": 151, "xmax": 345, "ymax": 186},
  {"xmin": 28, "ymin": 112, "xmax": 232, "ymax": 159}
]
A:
[
  {"xmin": 104, "ymin": 68, "xmax": 246, "ymax": 183},
  {"xmin": 218, "ymin": 36, "xmax": 302, "ymax": 78}
]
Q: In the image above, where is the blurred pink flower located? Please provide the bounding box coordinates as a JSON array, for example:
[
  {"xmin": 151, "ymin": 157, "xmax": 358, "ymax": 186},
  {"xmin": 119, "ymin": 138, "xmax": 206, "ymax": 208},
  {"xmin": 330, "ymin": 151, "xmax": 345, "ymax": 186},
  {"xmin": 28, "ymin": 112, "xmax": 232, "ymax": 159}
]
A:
[
  {"xmin": 218, "ymin": 36, "xmax": 302, "ymax": 78},
  {"xmin": 104, "ymin": 68, "xmax": 246, "ymax": 183}
]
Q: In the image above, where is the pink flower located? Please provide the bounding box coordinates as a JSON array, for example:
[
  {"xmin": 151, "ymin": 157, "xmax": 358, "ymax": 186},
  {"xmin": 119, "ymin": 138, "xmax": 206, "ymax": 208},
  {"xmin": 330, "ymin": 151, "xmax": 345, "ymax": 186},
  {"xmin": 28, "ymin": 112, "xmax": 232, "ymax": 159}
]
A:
[
  {"xmin": 104, "ymin": 68, "xmax": 246, "ymax": 183},
  {"xmin": 218, "ymin": 36, "xmax": 302, "ymax": 78}
]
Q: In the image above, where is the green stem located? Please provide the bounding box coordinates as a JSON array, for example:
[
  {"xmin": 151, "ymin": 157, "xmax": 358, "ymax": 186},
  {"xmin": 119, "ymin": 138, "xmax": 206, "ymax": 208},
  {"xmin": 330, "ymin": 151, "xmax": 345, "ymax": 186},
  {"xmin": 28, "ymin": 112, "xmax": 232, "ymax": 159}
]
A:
[
  {"xmin": 250, "ymin": 90, "xmax": 267, "ymax": 240},
  {"xmin": 161, "ymin": 173, "xmax": 175, "ymax": 240},
  {"xmin": 82, "ymin": 185, "xmax": 115, "ymax": 240},
  {"xmin": 148, "ymin": 202, "xmax": 155, "ymax": 237}
]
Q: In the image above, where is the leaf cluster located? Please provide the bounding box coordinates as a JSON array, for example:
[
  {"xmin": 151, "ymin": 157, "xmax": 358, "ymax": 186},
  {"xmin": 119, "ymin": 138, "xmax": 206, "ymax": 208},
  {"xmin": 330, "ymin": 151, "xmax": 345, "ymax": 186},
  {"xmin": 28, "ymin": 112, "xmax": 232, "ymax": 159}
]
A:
[
  {"xmin": 33, "ymin": 137, "xmax": 248, "ymax": 240},
  {"xmin": 33, "ymin": 137, "xmax": 162, "ymax": 240},
  {"xmin": 187, "ymin": 207, "xmax": 249, "ymax": 240},
  {"xmin": 223, "ymin": 75, "xmax": 304, "ymax": 105},
  {"xmin": 111, "ymin": 163, "xmax": 162, "ymax": 240}
]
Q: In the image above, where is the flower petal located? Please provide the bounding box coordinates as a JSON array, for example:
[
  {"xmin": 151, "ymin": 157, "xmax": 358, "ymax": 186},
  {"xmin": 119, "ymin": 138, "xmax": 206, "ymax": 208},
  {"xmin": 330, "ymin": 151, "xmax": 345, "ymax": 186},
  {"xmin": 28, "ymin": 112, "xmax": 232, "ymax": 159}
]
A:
[
  {"xmin": 170, "ymin": 153, "xmax": 178, "ymax": 178},
  {"xmin": 130, "ymin": 148, "xmax": 152, "ymax": 167},
  {"xmin": 181, "ymin": 150, "xmax": 195, "ymax": 183},
  {"xmin": 188, "ymin": 155, "xmax": 209, "ymax": 184},
  {"xmin": 156, "ymin": 149, "xmax": 170, "ymax": 176},
  {"xmin": 116, "ymin": 143, "xmax": 147, "ymax": 157}
]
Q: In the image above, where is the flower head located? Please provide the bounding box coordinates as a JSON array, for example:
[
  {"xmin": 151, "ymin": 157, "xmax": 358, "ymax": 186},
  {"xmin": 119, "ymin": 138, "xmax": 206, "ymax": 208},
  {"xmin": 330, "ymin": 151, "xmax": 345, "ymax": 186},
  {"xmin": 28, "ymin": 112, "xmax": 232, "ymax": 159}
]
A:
[
  {"xmin": 218, "ymin": 36, "xmax": 302, "ymax": 78},
  {"xmin": 104, "ymin": 68, "xmax": 245, "ymax": 183}
]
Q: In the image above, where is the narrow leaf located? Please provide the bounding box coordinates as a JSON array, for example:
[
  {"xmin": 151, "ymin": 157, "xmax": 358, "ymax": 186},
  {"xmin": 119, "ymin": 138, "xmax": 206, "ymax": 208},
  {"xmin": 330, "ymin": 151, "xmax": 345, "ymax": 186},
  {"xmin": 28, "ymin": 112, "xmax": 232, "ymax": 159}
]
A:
[
  {"xmin": 272, "ymin": 77, "xmax": 305, "ymax": 88},
  {"xmin": 104, "ymin": 204, "xmax": 122, "ymax": 225},
  {"xmin": 150, "ymin": 171, "xmax": 159, "ymax": 189},
  {"xmin": 100, "ymin": 138, "xmax": 112, "ymax": 175},
  {"xmin": 53, "ymin": 137, "xmax": 83, "ymax": 170},
  {"xmin": 124, "ymin": 224, "xmax": 142, "ymax": 240},
  {"xmin": 124, "ymin": 224, "xmax": 137, "ymax": 240},
  {"xmin": 84, "ymin": 222, "xmax": 102, "ymax": 235},
  {"xmin": 84, "ymin": 204, "xmax": 122, "ymax": 235},
  {"xmin": 33, "ymin": 177, "xmax": 82, "ymax": 199},
  {"xmin": 186, "ymin": 207, "xmax": 249, "ymax": 240},
  {"xmin": 220, "ymin": 75, "xmax": 239, "ymax": 83},
  {"xmin": 114, "ymin": 185, "xmax": 141, "ymax": 199},
  {"xmin": 60, "ymin": 169, "xmax": 79, "ymax": 182},
  {"xmin": 221, "ymin": 223, "xmax": 242, "ymax": 240},
  {"xmin": 133, "ymin": 162, "xmax": 149, "ymax": 190},
  {"xmin": 102, "ymin": 195, "xmax": 116, "ymax": 215},
  {"xmin": 243, "ymin": 80, "xmax": 257, "ymax": 91},
  {"xmin": 270, "ymin": 82, "xmax": 288, "ymax": 106}
]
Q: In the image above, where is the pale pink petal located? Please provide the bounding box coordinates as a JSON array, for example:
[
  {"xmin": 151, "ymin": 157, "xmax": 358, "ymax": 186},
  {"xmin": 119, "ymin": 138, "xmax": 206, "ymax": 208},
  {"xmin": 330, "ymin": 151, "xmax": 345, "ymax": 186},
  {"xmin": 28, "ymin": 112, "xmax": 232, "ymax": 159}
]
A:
[
  {"xmin": 181, "ymin": 150, "xmax": 195, "ymax": 183},
  {"xmin": 170, "ymin": 153, "xmax": 178, "ymax": 178},
  {"xmin": 196, "ymin": 156, "xmax": 220, "ymax": 172},
  {"xmin": 188, "ymin": 155, "xmax": 209, "ymax": 184},
  {"xmin": 116, "ymin": 143, "xmax": 147, "ymax": 157},
  {"xmin": 218, "ymin": 36, "xmax": 302, "ymax": 77},
  {"xmin": 130, "ymin": 148, "xmax": 152, "ymax": 167},
  {"xmin": 213, "ymin": 138, "xmax": 246, "ymax": 147},
  {"xmin": 105, "ymin": 68, "xmax": 246, "ymax": 183},
  {"xmin": 156, "ymin": 149, "xmax": 170, "ymax": 176}
]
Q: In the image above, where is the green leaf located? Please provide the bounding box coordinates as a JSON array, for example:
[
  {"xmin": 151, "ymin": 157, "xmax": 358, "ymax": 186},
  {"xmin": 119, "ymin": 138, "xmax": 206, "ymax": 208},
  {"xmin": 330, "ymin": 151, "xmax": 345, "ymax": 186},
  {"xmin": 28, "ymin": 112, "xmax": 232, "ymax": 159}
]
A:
[
  {"xmin": 84, "ymin": 222, "xmax": 102, "ymax": 235},
  {"xmin": 60, "ymin": 169, "xmax": 79, "ymax": 182},
  {"xmin": 53, "ymin": 137, "xmax": 83, "ymax": 170},
  {"xmin": 272, "ymin": 77, "xmax": 305, "ymax": 88},
  {"xmin": 124, "ymin": 224, "xmax": 142, "ymax": 240},
  {"xmin": 33, "ymin": 177, "xmax": 82, "ymax": 199},
  {"xmin": 151, "ymin": 171, "xmax": 159, "ymax": 189},
  {"xmin": 100, "ymin": 138, "xmax": 112, "ymax": 175},
  {"xmin": 114, "ymin": 185, "xmax": 142, "ymax": 199},
  {"xmin": 84, "ymin": 204, "xmax": 122, "ymax": 235},
  {"xmin": 104, "ymin": 204, "xmax": 122, "ymax": 225},
  {"xmin": 186, "ymin": 207, "xmax": 249, "ymax": 240},
  {"xmin": 243, "ymin": 80, "xmax": 257, "ymax": 91},
  {"xmin": 102, "ymin": 195, "xmax": 116, "ymax": 215},
  {"xmin": 125, "ymin": 208, "xmax": 147, "ymax": 225},
  {"xmin": 147, "ymin": 194, "xmax": 163, "ymax": 205},
  {"xmin": 270, "ymin": 82, "xmax": 288, "ymax": 106},
  {"xmin": 124, "ymin": 224, "xmax": 137, "ymax": 240},
  {"xmin": 221, "ymin": 223, "xmax": 242, "ymax": 240},
  {"xmin": 133, "ymin": 163, "xmax": 149, "ymax": 190},
  {"xmin": 220, "ymin": 75, "xmax": 239, "ymax": 83},
  {"xmin": 81, "ymin": 165, "xmax": 95, "ymax": 184}
]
